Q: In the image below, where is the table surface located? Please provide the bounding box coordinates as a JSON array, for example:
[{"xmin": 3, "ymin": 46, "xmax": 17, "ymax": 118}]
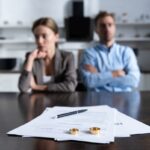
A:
[{"xmin": 0, "ymin": 91, "xmax": 150, "ymax": 150}]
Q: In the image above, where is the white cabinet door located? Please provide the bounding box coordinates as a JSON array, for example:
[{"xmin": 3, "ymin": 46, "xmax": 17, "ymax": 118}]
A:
[{"xmin": 0, "ymin": 73, "xmax": 20, "ymax": 92}]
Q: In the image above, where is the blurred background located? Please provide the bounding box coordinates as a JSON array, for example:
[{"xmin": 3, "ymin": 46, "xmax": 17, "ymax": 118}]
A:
[{"xmin": 0, "ymin": 0, "xmax": 150, "ymax": 91}]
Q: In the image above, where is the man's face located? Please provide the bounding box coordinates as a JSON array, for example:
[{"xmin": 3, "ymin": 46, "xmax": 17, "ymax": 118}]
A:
[{"xmin": 96, "ymin": 16, "xmax": 116, "ymax": 43}]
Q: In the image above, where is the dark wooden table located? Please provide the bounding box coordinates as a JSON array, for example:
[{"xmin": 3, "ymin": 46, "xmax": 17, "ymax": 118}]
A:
[{"xmin": 0, "ymin": 91, "xmax": 150, "ymax": 150}]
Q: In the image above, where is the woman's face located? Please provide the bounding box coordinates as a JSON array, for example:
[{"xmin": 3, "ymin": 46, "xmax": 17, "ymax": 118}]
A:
[{"xmin": 33, "ymin": 25, "xmax": 59, "ymax": 52}]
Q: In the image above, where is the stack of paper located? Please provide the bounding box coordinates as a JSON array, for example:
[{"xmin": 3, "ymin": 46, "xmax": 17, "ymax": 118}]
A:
[{"xmin": 7, "ymin": 105, "xmax": 150, "ymax": 144}]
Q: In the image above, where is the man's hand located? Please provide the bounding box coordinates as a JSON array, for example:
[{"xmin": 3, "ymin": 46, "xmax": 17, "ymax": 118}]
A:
[
  {"xmin": 112, "ymin": 70, "xmax": 125, "ymax": 77},
  {"xmin": 84, "ymin": 64, "xmax": 98, "ymax": 73}
]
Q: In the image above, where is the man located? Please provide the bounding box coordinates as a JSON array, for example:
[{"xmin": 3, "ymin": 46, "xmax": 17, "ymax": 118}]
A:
[{"xmin": 79, "ymin": 11, "xmax": 140, "ymax": 92}]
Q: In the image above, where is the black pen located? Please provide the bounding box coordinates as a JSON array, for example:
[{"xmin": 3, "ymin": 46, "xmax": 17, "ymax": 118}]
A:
[{"xmin": 52, "ymin": 109, "xmax": 87, "ymax": 119}]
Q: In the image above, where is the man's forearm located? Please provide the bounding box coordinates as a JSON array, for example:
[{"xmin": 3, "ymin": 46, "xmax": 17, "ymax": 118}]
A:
[
  {"xmin": 108, "ymin": 74, "xmax": 140, "ymax": 88},
  {"xmin": 112, "ymin": 70, "xmax": 125, "ymax": 77},
  {"xmin": 84, "ymin": 64, "xmax": 98, "ymax": 73}
]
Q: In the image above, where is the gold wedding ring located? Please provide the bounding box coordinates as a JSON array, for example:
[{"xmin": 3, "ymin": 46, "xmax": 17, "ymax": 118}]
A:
[
  {"xmin": 70, "ymin": 128, "xmax": 79, "ymax": 135},
  {"xmin": 90, "ymin": 127, "xmax": 100, "ymax": 135}
]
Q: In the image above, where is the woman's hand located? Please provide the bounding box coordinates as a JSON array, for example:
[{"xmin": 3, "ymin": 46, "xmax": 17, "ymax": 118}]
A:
[
  {"xmin": 30, "ymin": 75, "xmax": 48, "ymax": 91},
  {"xmin": 25, "ymin": 49, "xmax": 47, "ymax": 72},
  {"xmin": 29, "ymin": 49, "xmax": 47, "ymax": 61}
]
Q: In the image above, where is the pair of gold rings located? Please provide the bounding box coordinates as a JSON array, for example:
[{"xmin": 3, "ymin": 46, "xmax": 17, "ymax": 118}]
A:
[{"xmin": 69, "ymin": 127, "xmax": 100, "ymax": 135}]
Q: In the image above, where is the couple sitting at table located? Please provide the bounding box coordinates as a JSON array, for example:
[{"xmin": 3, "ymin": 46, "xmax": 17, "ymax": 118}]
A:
[{"xmin": 18, "ymin": 11, "xmax": 140, "ymax": 93}]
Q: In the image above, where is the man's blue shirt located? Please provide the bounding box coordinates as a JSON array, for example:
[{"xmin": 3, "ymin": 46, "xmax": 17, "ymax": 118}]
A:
[{"xmin": 79, "ymin": 43, "xmax": 140, "ymax": 92}]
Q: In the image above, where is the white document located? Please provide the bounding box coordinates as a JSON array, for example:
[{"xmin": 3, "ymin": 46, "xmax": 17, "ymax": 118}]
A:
[
  {"xmin": 115, "ymin": 110, "xmax": 150, "ymax": 137},
  {"xmin": 49, "ymin": 106, "xmax": 116, "ymax": 143},
  {"xmin": 8, "ymin": 105, "xmax": 116, "ymax": 144},
  {"xmin": 7, "ymin": 105, "xmax": 150, "ymax": 144}
]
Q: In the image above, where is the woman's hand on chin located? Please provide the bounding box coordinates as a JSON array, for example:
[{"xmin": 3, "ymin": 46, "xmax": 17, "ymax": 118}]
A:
[
  {"xmin": 28, "ymin": 49, "xmax": 39, "ymax": 61},
  {"xmin": 29, "ymin": 49, "xmax": 47, "ymax": 60},
  {"xmin": 37, "ymin": 50, "xmax": 47, "ymax": 59}
]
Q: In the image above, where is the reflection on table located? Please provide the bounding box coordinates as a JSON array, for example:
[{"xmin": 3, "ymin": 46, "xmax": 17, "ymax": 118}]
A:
[
  {"xmin": 80, "ymin": 91, "xmax": 141, "ymax": 118},
  {"xmin": 18, "ymin": 92, "xmax": 80, "ymax": 121}
]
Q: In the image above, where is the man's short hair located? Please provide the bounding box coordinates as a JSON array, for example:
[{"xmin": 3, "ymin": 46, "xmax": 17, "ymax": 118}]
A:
[{"xmin": 94, "ymin": 11, "xmax": 115, "ymax": 26}]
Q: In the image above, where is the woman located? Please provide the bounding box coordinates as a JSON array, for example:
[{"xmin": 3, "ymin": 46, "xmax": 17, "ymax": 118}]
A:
[{"xmin": 18, "ymin": 17, "xmax": 77, "ymax": 92}]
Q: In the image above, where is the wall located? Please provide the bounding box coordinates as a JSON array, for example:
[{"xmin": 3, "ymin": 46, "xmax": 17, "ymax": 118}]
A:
[
  {"xmin": 100, "ymin": 0, "xmax": 150, "ymax": 23},
  {"xmin": 0, "ymin": 0, "xmax": 150, "ymax": 26}
]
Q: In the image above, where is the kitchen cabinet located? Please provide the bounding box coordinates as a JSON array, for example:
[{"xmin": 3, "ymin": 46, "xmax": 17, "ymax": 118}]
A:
[{"xmin": 0, "ymin": 73, "xmax": 20, "ymax": 92}]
